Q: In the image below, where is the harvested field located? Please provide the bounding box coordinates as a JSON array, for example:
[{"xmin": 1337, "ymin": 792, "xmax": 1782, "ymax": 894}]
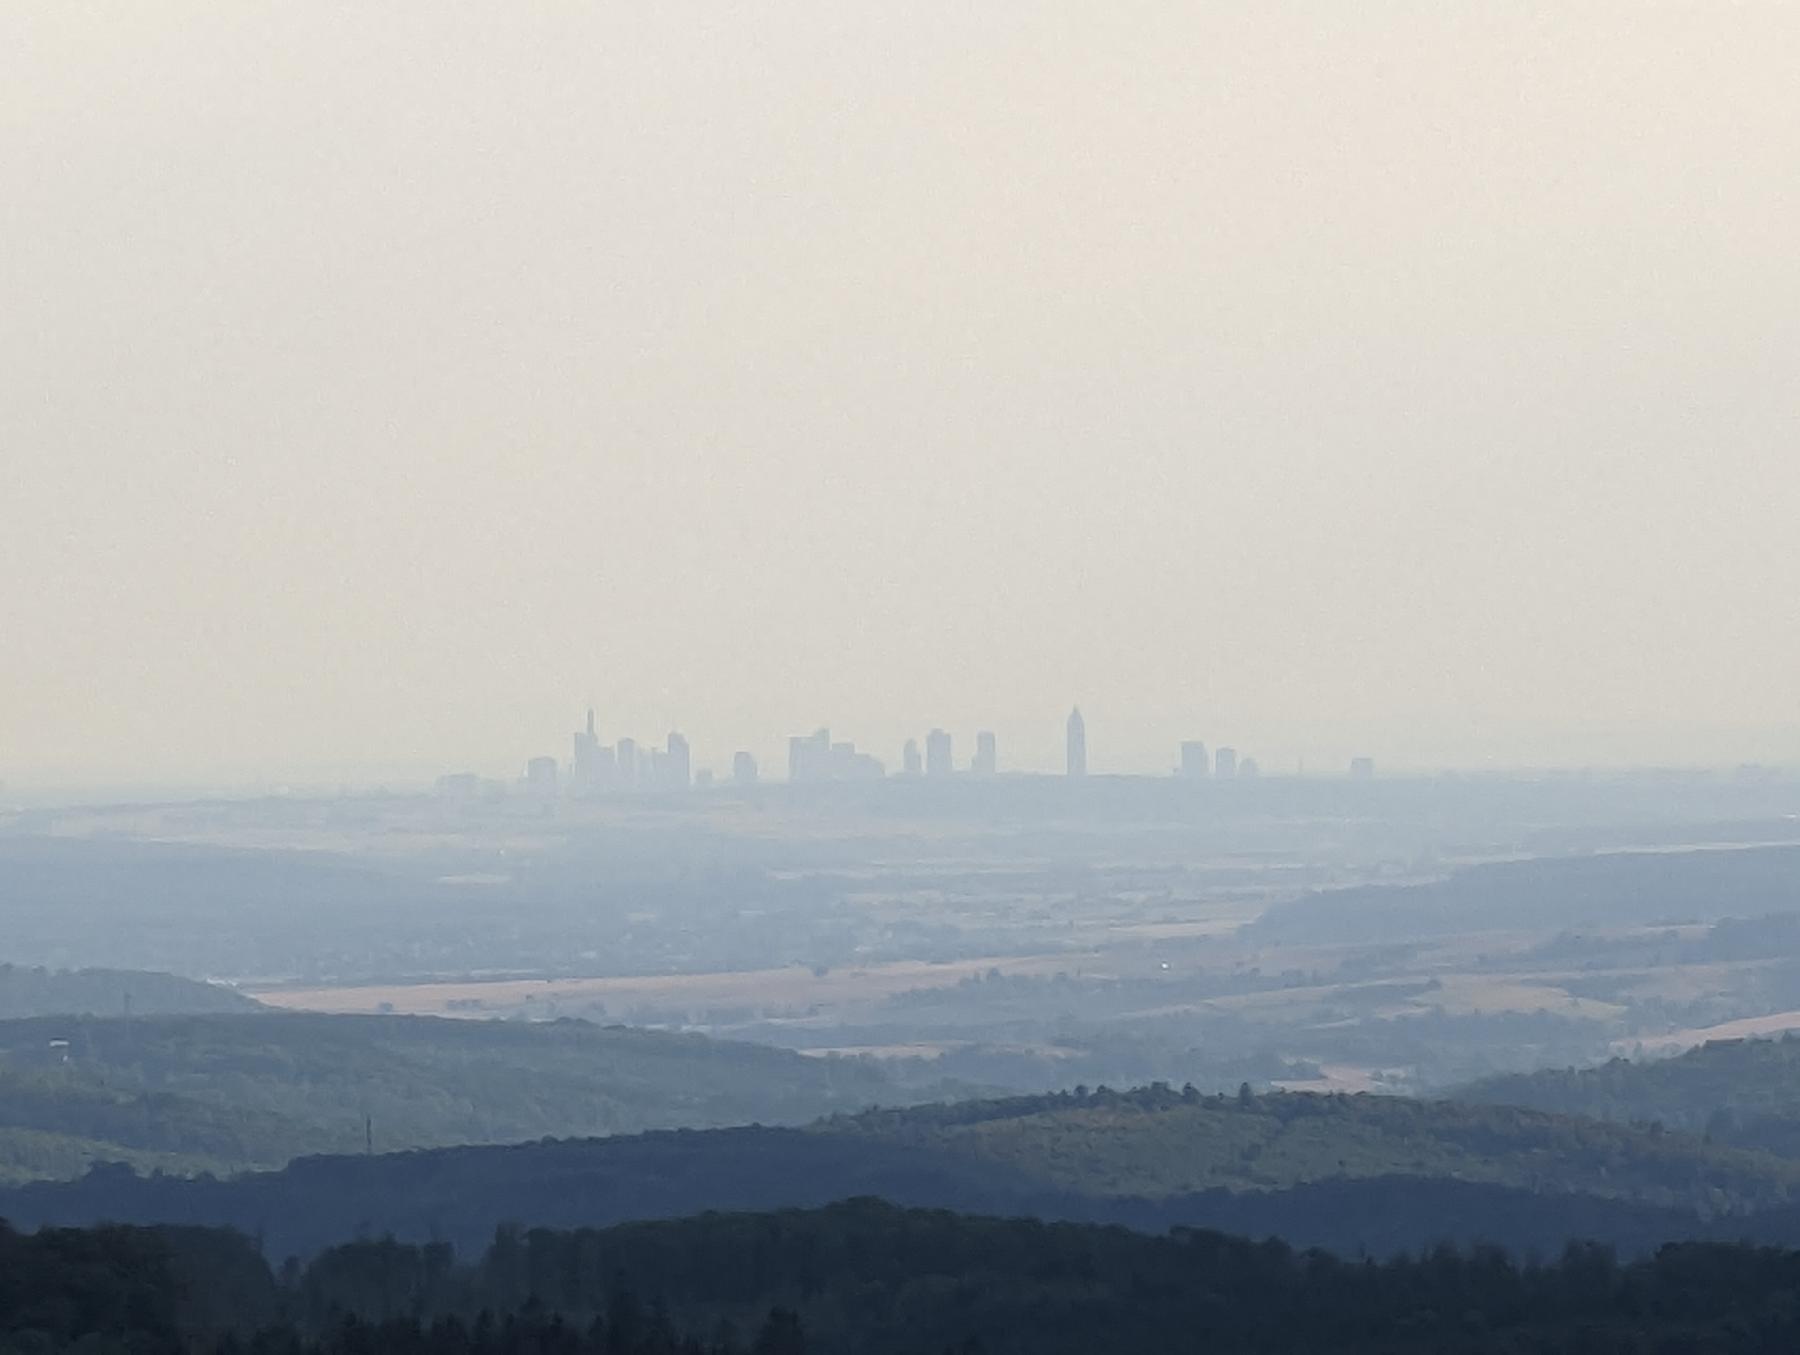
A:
[{"xmin": 252, "ymin": 950, "xmax": 1106, "ymax": 1021}]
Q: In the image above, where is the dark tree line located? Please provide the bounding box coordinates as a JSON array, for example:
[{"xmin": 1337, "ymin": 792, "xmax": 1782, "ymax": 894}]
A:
[{"xmin": 17, "ymin": 1199, "xmax": 1800, "ymax": 1352}]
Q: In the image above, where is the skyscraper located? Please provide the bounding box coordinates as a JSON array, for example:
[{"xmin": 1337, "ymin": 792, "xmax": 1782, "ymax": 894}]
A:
[
  {"xmin": 615, "ymin": 736, "xmax": 638, "ymax": 789},
  {"xmin": 664, "ymin": 731, "xmax": 691, "ymax": 790},
  {"xmin": 524, "ymin": 756, "xmax": 558, "ymax": 796},
  {"xmin": 1179, "ymin": 741, "xmax": 1209, "ymax": 778},
  {"xmin": 732, "ymin": 751, "xmax": 758, "ymax": 785},
  {"xmin": 1214, "ymin": 746, "xmax": 1237, "ymax": 779},
  {"xmin": 571, "ymin": 708, "xmax": 602, "ymax": 792},
  {"xmin": 925, "ymin": 728, "xmax": 953, "ymax": 777},
  {"xmin": 902, "ymin": 738, "xmax": 922, "ymax": 776},
  {"xmin": 1066, "ymin": 707, "xmax": 1087, "ymax": 777},
  {"xmin": 788, "ymin": 728, "xmax": 831, "ymax": 783},
  {"xmin": 972, "ymin": 730, "xmax": 997, "ymax": 776}
]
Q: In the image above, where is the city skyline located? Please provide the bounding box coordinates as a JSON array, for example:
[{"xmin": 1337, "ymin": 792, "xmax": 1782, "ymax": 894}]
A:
[
  {"xmin": 454, "ymin": 703, "xmax": 1381, "ymax": 794},
  {"xmin": 434, "ymin": 704, "xmax": 1796, "ymax": 798},
  {"xmin": 11, "ymin": 705, "xmax": 1798, "ymax": 804},
  {"xmin": 441, "ymin": 705, "xmax": 1795, "ymax": 799},
  {"xmin": 8, "ymin": 8, "xmax": 1800, "ymax": 791}
]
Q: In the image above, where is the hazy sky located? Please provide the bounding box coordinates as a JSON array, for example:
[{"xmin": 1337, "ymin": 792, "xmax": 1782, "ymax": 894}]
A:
[{"xmin": 4, "ymin": 3, "xmax": 1798, "ymax": 786}]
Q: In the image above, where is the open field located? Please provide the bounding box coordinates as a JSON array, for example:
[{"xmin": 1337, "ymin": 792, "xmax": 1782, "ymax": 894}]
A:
[
  {"xmin": 252, "ymin": 950, "xmax": 1109, "ymax": 1021},
  {"xmin": 1628, "ymin": 1009, "xmax": 1800, "ymax": 1053}
]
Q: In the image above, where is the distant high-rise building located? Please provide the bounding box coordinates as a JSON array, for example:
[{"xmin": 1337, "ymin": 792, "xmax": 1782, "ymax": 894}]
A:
[
  {"xmin": 1238, "ymin": 756, "xmax": 1260, "ymax": 779},
  {"xmin": 571, "ymin": 708, "xmax": 603, "ymax": 792},
  {"xmin": 524, "ymin": 756, "xmax": 558, "ymax": 795},
  {"xmin": 972, "ymin": 731, "xmax": 997, "ymax": 777},
  {"xmin": 786, "ymin": 728, "xmax": 885, "ymax": 781},
  {"xmin": 615, "ymin": 736, "xmax": 638, "ymax": 789},
  {"xmin": 1066, "ymin": 707, "xmax": 1087, "ymax": 777},
  {"xmin": 901, "ymin": 738, "xmax": 922, "ymax": 776},
  {"xmin": 436, "ymin": 771, "xmax": 481, "ymax": 800},
  {"xmin": 925, "ymin": 728, "xmax": 953, "ymax": 777},
  {"xmin": 1214, "ymin": 746, "xmax": 1238, "ymax": 779},
  {"xmin": 1179, "ymin": 741, "xmax": 1209, "ymax": 778},
  {"xmin": 788, "ymin": 728, "xmax": 831, "ymax": 783},
  {"xmin": 846, "ymin": 749, "xmax": 886, "ymax": 779},
  {"xmin": 732, "ymin": 751, "xmax": 758, "ymax": 785},
  {"xmin": 664, "ymin": 732, "xmax": 691, "ymax": 790},
  {"xmin": 1349, "ymin": 756, "xmax": 1375, "ymax": 781}
]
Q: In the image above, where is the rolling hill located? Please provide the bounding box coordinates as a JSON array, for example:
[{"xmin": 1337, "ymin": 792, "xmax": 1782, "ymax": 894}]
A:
[
  {"xmin": 1459, "ymin": 1034, "xmax": 1800, "ymax": 1155},
  {"xmin": 0, "ymin": 1011, "xmax": 932, "ymax": 1183},
  {"xmin": 0, "ymin": 963, "xmax": 256, "ymax": 1019},
  {"xmin": 7, "ymin": 1083, "xmax": 1799, "ymax": 1260},
  {"xmin": 1251, "ymin": 845, "xmax": 1800, "ymax": 943}
]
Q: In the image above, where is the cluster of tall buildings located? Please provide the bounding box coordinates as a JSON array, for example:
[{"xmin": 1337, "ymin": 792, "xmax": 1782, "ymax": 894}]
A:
[
  {"xmin": 791, "ymin": 726, "xmax": 1001, "ymax": 782},
  {"xmin": 788, "ymin": 728, "xmax": 885, "ymax": 782},
  {"xmin": 1175, "ymin": 739, "xmax": 1259, "ymax": 780},
  {"xmin": 476, "ymin": 706, "xmax": 1375, "ymax": 798},
  {"xmin": 1173, "ymin": 741, "xmax": 1374, "ymax": 781},
  {"xmin": 567, "ymin": 709, "xmax": 700, "ymax": 794}
]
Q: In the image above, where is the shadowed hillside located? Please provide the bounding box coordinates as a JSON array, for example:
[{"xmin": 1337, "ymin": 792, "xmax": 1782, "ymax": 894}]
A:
[
  {"xmin": 0, "ymin": 963, "xmax": 256, "ymax": 1019},
  {"xmin": 7, "ymin": 1083, "xmax": 1798, "ymax": 1259},
  {"xmin": 0, "ymin": 1011, "xmax": 932, "ymax": 1183},
  {"xmin": 1460, "ymin": 1035, "xmax": 1800, "ymax": 1156},
  {"xmin": 1252, "ymin": 845, "xmax": 1800, "ymax": 943}
]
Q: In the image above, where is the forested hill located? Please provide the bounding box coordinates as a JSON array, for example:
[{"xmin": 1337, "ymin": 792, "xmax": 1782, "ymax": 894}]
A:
[
  {"xmin": 816, "ymin": 1084, "xmax": 1800, "ymax": 1205},
  {"xmin": 8, "ymin": 1083, "xmax": 1800, "ymax": 1259},
  {"xmin": 19, "ymin": 1201, "xmax": 1800, "ymax": 1354},
  {"xmin": 1251, "ymin": 844, "xmax": 1800, "ymax": 942},
  {"xmin": 0, "ymin": 963, "xmax": 256, "ymax": 1018},
  {"xmin": 0, "ymin": 1012, "xmax": 925, "ymax": 1184},
  {"xmin": 1459, "ymin": 1035, "xmax": 1800, "ymax": 1155}
]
